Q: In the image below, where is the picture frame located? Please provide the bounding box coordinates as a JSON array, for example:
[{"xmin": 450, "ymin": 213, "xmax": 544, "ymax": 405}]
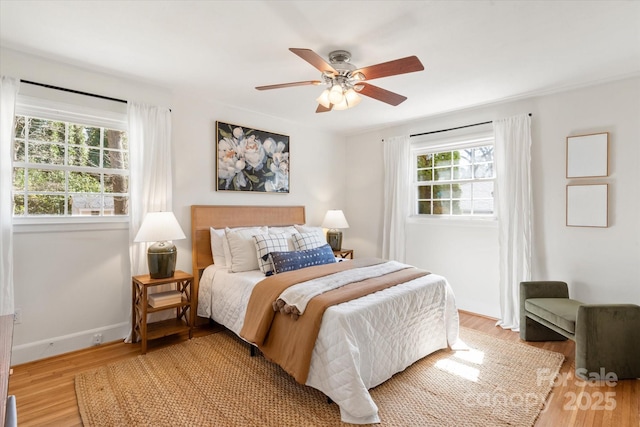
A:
[
  {"xmin": 216, "ymin": 121, "xmax": 289, "ymax": 193},
  {"xmin": 566, "ymin": 184, "xmax": 608, "ymax": 228},
  {"xmin": 566, "ymin": 132, "xmax": 608, "ymax": 178}
]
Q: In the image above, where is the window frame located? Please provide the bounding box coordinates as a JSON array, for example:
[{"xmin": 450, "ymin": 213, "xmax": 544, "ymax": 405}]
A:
[
  {"xmin": 411, "ymin": 130, "xmax": 496, "ymax": 221},
  {"xmin": 12, "ymin": 95, "xmax": 129, "ymax": 225}
]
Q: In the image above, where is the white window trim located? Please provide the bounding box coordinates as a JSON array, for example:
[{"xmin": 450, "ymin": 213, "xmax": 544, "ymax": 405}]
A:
[
  {"xmin": 16, "ymin": 95, "xmax": 127, "ymax": 131},
  {"xmin": 13, "ymin": 217, "xmax": 129, "ymax": 233},
  {"xmin": 407, "ymin": 214, "xmax": 498, "ymax": 227},
  {"xmin": 410, "ymin": 130, "xmax": 497, "ymax": 222},
  {"xmin": 13, "ymin": 95, "xmax": 129, "ymax": 226}
]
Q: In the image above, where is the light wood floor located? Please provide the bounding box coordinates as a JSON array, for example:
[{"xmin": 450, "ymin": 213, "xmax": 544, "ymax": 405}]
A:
[{"xmin": 8, "ymin": 312, "xmax": 639, "ymax": 426}]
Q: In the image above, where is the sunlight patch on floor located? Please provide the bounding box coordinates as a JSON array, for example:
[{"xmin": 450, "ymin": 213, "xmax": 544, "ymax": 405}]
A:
[
  {"xmin": 435, "ymin": 358, "xmax": 480, "ymax": 382},
  {"xmin": 434, "ymin": 339, "xmax": 485, "ymax": 382},
  {"xmin": 454, "ymin": 348, "xmax": 485, "ymax": 365},
  {"xmin": 450, "ymin": 339, "xmax": 486, "ymax": 365}
]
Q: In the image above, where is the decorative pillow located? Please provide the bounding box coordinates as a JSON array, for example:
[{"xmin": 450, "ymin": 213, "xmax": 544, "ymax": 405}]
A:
[
  {"xmin": 294, "ymin": 224, "xmax": 325, "ymax": 242},
  {"xmin": 253, "ymin": 234, "xmax": 290, "ymax": 275},
  {"xmin": 225, "ymin": 226, "xmax": 268, "ymax": 273},
  {"xmin": 268, "ymin": 226, "xmax": 299, "ymax": 251},
  {"xmin": 270, "ymin": 244, "xmax": 336, "ymax": 274},
  {"xmin": 210, "ymin": 227, "xmax": 228, "ymax": 267},
  {"xmin": 292, "ymin": 232, "xmax": 326, "ymax": 251}
]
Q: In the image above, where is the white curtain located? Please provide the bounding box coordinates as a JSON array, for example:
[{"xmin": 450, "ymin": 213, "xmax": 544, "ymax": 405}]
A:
[
  {"xmin": 126, "ymin": 102, "xmax": 173, "ymax": 342},
  {"xmin": 0, "ymin": 76, "xmax": 19, "ymax": 316},
  {"xmin": 128, "ymin": 102, "xmax": 173, "ymax": 276},
  {"xmin": 382, "ymin": 135, "xmax": 411, "ymax": 262},
  {"xmin": 493, "ymin": 114, "xmax": 532, "ymax": 331}
]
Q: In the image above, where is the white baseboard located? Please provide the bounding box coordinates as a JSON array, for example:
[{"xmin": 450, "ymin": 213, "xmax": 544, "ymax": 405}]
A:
[{"xmin": 11, "ymin": 322, "xmax": 130, "ymax": 365}]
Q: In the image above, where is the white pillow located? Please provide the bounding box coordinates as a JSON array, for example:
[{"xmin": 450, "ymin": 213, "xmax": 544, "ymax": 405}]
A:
[
  {"xmin": 210, "ymin": 227, "xmax": 228, "ymax": 266},
  {"xmin": 294, "ymin": 224, "xmax": 325, "ymax": 242},
  {"xmin": 225, "ymin": 226, "xmax": 268, "ymax": 272},
  {"xmin": 268, "ymin": 226, "xmax": 298, "ymax": 235},
  {"xmin": 267, "ymin": 225, "xmax": 299, "ymax": 250},
  {"xmin": 254, "ymin": 234, "xmax": 290, "ymax": 275},
  {"xmin": 292, "ymin": 232, "xmax": 327, "ymax": 251},
  {"xmin": 222, "ymin": 234, "xmax": 232, "ymax": 267}
]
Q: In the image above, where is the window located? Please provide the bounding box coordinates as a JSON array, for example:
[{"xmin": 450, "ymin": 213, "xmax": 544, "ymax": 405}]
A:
[
  {"xmin": 12, "ymin": 101, "xmax": 129, "ymax": 218},
  {"xmin": 413, "ymin": 136, "xmax": 495, "ymax": 217}
]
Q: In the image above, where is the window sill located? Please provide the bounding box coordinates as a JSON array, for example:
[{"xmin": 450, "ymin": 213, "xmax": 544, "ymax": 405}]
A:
[
  {"xmin": 407, "ymin": 215, "xmax": 498, "ymax": 228},
  {"xmin": 13, "ymin": 216, "xmax": 129, "ymax": 233}
]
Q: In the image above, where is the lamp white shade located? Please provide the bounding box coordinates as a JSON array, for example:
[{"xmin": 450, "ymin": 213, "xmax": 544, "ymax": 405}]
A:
[
  {"xmin": 321, "ymin": 210, "xmax": 349, "ymax": 229},
  {"xmin": 134, "ymin": 212, "xmax": 186, "ymax": 242}
]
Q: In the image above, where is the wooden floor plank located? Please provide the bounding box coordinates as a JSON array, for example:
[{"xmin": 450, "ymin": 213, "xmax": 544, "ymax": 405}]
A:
[{"xmin": 8, "ymin": 313, "xmax": 639, "ymax": 426}]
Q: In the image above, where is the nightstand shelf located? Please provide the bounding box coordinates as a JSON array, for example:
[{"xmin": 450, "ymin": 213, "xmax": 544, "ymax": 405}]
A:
[
  {"xmin": 146, "ymin": 298, "xmax": 189, "ymax": 313},
  {"xmin": 132, "ymin": 270, "xmax": 194, "ymax": 354},
  {"xmin": 146, "ymin": 318, "xmax": 190, "ymax": 341}
]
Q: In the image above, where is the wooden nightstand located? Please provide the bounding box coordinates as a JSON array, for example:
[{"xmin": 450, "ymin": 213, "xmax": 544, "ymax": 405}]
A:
[
  {"xmin": 333, "ymin": 249, "xmax": 354, "ymax": 259},
  {"xmin": 132, "ymin": 270, "xmax": 194, "ymax": 354}
]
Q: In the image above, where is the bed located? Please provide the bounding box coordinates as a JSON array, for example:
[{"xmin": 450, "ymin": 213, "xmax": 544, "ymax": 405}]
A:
[{"xmin": 191, "ymin": 205, "xmax": 459, "ymax": 424}]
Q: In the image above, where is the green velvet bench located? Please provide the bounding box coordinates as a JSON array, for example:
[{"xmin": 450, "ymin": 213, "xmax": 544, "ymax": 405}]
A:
[{"xmin": 520, "ymin": 281, "xmax": 640, "ymax": 380}]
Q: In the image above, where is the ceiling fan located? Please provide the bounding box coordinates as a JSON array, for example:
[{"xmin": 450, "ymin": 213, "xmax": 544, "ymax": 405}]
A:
[{"xmin": 255, "ymin": 48, "xmax": 424, "ymax": 113}]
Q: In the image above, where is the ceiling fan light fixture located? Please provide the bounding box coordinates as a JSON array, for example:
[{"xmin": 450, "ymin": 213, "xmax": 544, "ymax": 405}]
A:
[
  {"xmin": 332, "ymin": 97, "xmax": 350, "ymax": 110},
  {"xmin": 257, "ymin": 48, "xmax": 424, "ymax": 113},
  {"xmin": 329, "ymin": 84, "xmax": 344, "ymax": 104},
  {"xmin": 316, "ymin": 89, "xmax": 331, "ymax": 108},
  {"xmin": 344, "ymin": 88, "xmax": 361, "ymax": 107}
]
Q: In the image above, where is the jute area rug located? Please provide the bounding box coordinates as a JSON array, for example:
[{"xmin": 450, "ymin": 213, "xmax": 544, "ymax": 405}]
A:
[{"xmin": 75, "ymin": 327, "xmax": 564, "ymax": 426}]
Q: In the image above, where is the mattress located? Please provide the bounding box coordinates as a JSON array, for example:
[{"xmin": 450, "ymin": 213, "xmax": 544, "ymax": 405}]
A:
[{"xmin": 197, "ymin": 263, "xmax": 459, "ymax": 424}]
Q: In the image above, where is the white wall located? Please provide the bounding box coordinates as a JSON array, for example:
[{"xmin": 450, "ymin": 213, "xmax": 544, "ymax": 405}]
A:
[
  {"xmin": 169, "ymin": 92, "xmax": 348, "ymax": 275},
  {"xmin": 346, "ymin": 77, "xmax": 640, "ymax": 318},
  {"xmin": 2, "ymin": 48, "xmax": 173, "ymax": 364},
  {"xmin": 3, "ymin": 48, "xmax": 347, "ymax": 364}
]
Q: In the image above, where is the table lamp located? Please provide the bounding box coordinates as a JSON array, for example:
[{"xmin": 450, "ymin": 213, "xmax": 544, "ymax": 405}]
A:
[
  {"xmin": 322, "ymin": 209, "xmax": 349, "ymax": 251},
  {"xmin": 134, "ymin": 211, "xmax": 186, "ymax": 279}
]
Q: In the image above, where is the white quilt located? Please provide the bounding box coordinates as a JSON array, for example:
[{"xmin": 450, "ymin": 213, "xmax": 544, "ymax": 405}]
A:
[
  {"xmin": 198, "ymin": 263, "xmax": 460, "ymax": 424},
  {"xmin": 276, "ymin": 260, "xmax": 411, "ymax": 316}
]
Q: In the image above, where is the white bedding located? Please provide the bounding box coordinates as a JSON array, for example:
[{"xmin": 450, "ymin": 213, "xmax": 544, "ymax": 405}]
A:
[
  {"xmin": 277, "ymin": 260, "xmax": 411, "ymax": 316},
  {"xmin": 197, "ymin": 263, "xmax": 460, "ymax": 424}
]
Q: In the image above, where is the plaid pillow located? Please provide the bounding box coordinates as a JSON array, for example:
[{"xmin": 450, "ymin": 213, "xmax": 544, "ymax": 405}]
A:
[
  {"xmin": 292, "ymin": 232, "xmax": 326, "ymax": 251},
  {"xmin": 253, "ymin": 234, "xmax": 290, "ymax": 275}
]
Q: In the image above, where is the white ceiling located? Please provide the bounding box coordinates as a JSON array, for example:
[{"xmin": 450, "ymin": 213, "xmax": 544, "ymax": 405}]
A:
[{"xmin": 1, "ymin": 1, "xmax": 639, "ymax": 136}]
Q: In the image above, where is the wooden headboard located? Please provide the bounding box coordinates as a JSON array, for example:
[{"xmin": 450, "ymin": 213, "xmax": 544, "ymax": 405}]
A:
[{"xmin": 190, "ymin": 205, "xmax": 306, "ymax": 311}]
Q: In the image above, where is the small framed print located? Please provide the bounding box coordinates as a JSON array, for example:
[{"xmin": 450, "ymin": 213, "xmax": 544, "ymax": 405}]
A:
[
  {"xmin": 566, "ymin": 184, "xmax": 608, "ymax": 228},
  {"xmin": 566, "ymin": 132, "xmax": 608, "ymax": 178}
]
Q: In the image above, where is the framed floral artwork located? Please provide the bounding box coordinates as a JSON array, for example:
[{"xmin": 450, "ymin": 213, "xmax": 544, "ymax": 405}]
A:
[{"xmin": 215, "ymin": 121, "xmax": 289, "ymax": 193}]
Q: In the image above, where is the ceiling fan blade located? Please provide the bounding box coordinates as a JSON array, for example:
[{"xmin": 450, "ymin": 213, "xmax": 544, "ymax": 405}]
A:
[
  {"xmin": 255, "ymin": 80, "xmax": 322, "ymax": 90},
  {"xmin": 316, "ymin": 103, "xmax": 332, "ymax": 113},
  {"xmin": 352, "ymin": 56, "xmax": 424, "ymax": 81},
  {"xmin": 357, "ymin": 83, "xmax": 407, "ymax": 106},
  {"xmin": 289, "ymin": 48, "xmax": 338, "ymax": 74}
]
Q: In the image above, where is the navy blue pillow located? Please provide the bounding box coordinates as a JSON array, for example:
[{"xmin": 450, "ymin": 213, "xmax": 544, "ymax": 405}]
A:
[{"xmin": 270, "ymin": 244, "xmax": 336, "ymax": 274}]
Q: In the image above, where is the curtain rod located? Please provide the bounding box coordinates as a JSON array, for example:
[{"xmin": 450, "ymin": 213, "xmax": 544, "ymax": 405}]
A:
[
  {"xmin": 409, "ymin": 113, "xmax": 532, "ymax": 138},
  {"xmin": 21, "ymin": 79, "xmax": 128, "ymax": 104}
]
